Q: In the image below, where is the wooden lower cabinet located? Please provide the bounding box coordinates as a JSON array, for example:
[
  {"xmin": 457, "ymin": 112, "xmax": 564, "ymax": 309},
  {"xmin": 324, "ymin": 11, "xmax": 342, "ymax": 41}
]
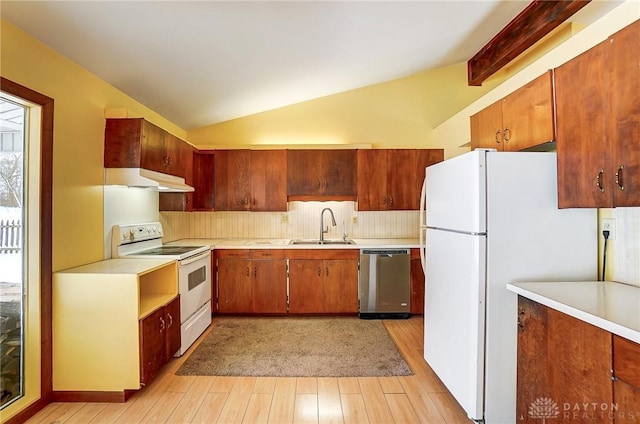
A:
[
  {"xmin": 410, "ymin": 249, "xmax": 424, "ymax": 315},
  {"xmin": 216, "ymin": 250, "xmax": 287, "ymax": 314},
  {"xmin": 517, "ymin": 296, "xmax": 640, "ymax": 423},
  {"xmin": 287, "ymin": 249, "xmax": 359, "ymax": 314},
  {"xmin": 139, "ymin": 295, "xmax": 180, "ymax": 387}
]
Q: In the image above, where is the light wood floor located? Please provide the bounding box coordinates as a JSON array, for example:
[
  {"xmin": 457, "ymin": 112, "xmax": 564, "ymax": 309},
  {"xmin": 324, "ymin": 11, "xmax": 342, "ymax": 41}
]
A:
[{"xmin": 24, "ymin": 316, "xmax": 472, "ymax": 424}]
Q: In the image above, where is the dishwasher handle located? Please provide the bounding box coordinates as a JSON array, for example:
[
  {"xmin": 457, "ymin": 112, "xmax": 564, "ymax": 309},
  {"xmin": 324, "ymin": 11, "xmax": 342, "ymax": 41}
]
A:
[{"xmin": 360, "ymin": 249, "xmax": 409, "ymax": 256}]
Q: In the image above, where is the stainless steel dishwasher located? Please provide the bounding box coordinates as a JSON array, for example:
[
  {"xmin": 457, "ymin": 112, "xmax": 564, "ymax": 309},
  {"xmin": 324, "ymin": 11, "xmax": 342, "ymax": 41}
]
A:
[{"xmin": 358, "ymin": 249, "xmax": 411, "ymax": 319}]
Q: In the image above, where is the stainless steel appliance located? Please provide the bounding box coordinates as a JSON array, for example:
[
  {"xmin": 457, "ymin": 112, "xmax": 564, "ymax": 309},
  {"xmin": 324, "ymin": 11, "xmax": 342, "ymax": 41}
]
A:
[
  {"xmin": 112, "ymin": 222, "xmax": 212, "ymax": 356},
  {"xmin": 358, "ymin": 249, "xmax": 410, "ymax": 319},
  {"xmin": 419, "ymin": 150, "xmax": 597, "ymax": 423}
]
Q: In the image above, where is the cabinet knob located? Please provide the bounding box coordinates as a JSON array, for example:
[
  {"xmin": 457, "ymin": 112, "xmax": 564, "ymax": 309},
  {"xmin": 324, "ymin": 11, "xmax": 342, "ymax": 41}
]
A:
[{"xmin": 615, "ymin": 165, "xmax": 625, "ymax": 191}]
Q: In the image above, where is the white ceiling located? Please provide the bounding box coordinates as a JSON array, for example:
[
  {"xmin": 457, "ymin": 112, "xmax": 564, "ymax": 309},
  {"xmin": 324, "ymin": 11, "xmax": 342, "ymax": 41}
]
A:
[{"xmin": 0, "ymin": 1, "xmax": 620, "ymax": 130}]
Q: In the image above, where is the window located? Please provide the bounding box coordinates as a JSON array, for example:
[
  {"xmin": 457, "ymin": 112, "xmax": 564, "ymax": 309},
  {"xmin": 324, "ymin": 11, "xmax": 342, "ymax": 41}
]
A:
[{"xmin": 0, "ymin": 98, "xmax": 25, "ymax": 408}]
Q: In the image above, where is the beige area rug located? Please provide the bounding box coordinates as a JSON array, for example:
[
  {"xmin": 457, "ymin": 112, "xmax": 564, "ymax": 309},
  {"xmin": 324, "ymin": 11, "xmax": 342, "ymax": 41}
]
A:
[{"xmin": 176, "ymin": 317, "xmax": 413, "ymax": 377}]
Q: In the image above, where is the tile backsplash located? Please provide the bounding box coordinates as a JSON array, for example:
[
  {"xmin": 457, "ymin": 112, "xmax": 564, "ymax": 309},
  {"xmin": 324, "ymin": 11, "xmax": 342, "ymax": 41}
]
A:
[{"xmin": 160, "ymin": 201, "xmax": 419, "ymax": 242}]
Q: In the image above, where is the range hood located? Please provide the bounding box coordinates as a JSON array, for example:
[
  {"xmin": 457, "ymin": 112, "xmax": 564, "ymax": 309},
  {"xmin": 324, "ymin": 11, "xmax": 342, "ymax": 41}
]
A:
[{"xmin": 104, "ymin": 168, "xmax": 194, "ymax": 192}]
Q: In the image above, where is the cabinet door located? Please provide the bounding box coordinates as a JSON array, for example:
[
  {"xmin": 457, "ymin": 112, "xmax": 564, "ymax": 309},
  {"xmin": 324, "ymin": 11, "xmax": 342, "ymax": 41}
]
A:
[
  {"xmin": 609, "ymin": 20, "xmax": 640, "ymax": 207},
  {"xmin": 357, "ymin": 149, "xmax": 388, "ymax": 210},
  {"xmin": 139, "ymin": 307, "xmax": 166, "ymax": 386},
  {"xmin": 252, "ymin": 259, "xmax": 287, "ymax": 313},
  {"xmin": 164, "ymin": 296, "xmax": 181, "ymax": 359},
  {"xmin": 104, "ymin": 118, "xmax": 143, "ymax": 168},
  {"xmin": 215, "ymin": 150, "xmax": 251, "ymax": 211},
  {"xmin": 556, "ymin": 41, "xmax": 612, "ymax": 208},
  {"xmin": 322, "ymin": 150, "xmax": 357, "ymax": 196},
  {"xmin": 287, "ymin": 150, "xmax": 325, "ymax": 196},
  {"xmin": 323, "ymin": 259, "xmax": 358, "ymax": 313},
  {"xmin": 140, "ymin": 120, "xmax": 171, "ymax": 175},
  {"xmin": 288, "ymin": 259, "xmax": 324, "ymax": 313},
  {"xmin": 501, "ymin": 71, "xmax": 555, "ymax": 152},
  {"xmin": 387, "ymin": 150, "xmax": 418, "ymax": 210},
  {"xmin": 250, "ymin": 150, "xmax": 287, "ymax": 211},
  {"xmin": 410, "ymin": 251, "xmax": 424, "ymax": 315},
  {"xmin": 217, "ymin": 258, "xmax": 252, "ymax": 313},
  {"xmin": 192, "ymin": 151, "xmax": 215, "ymax": 210},
  {"xmin": 470, "ymin": 101, "xmax": 504, "ymax": 150},
  {"xmin": 516, "ymin": 296, "xmax": 613, "ymax": 423}
]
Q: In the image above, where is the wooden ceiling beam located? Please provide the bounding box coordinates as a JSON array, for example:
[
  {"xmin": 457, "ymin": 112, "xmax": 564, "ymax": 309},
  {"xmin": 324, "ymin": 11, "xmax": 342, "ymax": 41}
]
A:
[{"xmin": 467, "ymin": 0, "xmax": 591, "ymax": 86}]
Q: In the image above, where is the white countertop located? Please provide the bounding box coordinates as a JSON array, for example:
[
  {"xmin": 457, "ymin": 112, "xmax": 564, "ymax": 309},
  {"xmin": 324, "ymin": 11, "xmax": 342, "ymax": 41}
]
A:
[
  {"xmin": 55, "ymin": 258, "xmax": 176, "ymax": 275},
  {"xmin": 166, "ymin": 238, "xmax": 420, "ymax": 249},
  {"xmin": 507, "ymin": 281, "xmax": 640, "ymax": 343}
]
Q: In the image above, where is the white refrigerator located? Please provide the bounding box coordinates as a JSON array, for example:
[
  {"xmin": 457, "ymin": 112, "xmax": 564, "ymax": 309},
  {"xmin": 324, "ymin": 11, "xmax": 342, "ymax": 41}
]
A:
[{"xmin": 419, "ymin": 150, "xmax": 597, "ymax": 423}]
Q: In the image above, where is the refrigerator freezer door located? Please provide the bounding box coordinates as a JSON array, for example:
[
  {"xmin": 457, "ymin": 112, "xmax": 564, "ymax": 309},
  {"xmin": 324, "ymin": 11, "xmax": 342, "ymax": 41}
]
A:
[
  {"xmin": 424, "ymin": 228, "xmax": 486, "ymax": 421},
  {"xmin": 426, "ymin": 150, "xmax": 487, "ymax": 234}
]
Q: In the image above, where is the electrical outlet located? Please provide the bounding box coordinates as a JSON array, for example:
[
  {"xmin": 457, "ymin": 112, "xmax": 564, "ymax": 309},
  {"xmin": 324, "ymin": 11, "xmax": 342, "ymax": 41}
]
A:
[
  {"xmin": 281, "ymin": 213, "xmax": 288, "ymax": 223},
  {"xmin": 352, "ymin": 216, "xmax": 358, "ymax": 224},
  {"xmin": 601, "ymin": 218, "xmax": 616, "ymax": 240}
]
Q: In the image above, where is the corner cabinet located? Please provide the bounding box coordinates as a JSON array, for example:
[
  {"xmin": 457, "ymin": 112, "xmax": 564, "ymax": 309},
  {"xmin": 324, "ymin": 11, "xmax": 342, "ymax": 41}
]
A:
[
  {"xmin": 556, "ymin": 20, "xmax": 640, "ymax": 208},
  {"xmin": 287, "ymin": 150, "xmax": 357, "ymax": 199},
  {"xmin": 52, "ymin": 259, "xmax": 179, "ymax": 401},
  {"xmin": 357, "ymin": 149, "xmax": 443, "ymax": 210},
  {"xmin": 470, "ymin": 71, "xmax": 555, "ymax": 152}
]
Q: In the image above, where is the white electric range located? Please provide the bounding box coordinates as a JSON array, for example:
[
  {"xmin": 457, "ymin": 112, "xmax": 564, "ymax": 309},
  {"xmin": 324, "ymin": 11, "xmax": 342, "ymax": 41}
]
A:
[{"xmin": 112, "ymin": 222, "xmax": 212, "ymax": 356}]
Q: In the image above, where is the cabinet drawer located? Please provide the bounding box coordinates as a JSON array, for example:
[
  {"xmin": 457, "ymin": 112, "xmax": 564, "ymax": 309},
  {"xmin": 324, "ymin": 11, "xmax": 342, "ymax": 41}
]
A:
[
  {"xmin": 613, "ymin": 335, "xmax": 640, "ymax": 388},
  {"xmin": 216, "ymin": 249, "xmax": 250, "ymax": 259},
  {"xmin": 251, "ymin": 249, "xmax": 286, "ymax": 259},
  {"xmin": 286, "ymin": 249, "xmax": 359, "ymax": 260}
]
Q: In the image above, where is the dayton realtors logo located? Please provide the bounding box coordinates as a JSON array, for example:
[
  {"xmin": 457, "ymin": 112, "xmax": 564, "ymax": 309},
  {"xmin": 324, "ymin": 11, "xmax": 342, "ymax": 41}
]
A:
[
  {"xmin": 528, "ymin": 397, "xmax": 560, "ymax": 423},
  {"xmin": 528, "ymin": 398, "xmax": 639, "ymax": 421}
]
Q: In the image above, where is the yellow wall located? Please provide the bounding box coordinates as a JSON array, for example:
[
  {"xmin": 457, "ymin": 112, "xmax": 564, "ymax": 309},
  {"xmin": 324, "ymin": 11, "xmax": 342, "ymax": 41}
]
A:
[
  {"xmin": 187, "ymin": 62, "xmax": 505, "ymax": 148},
  {"xmin": 0, "ymin": 20, "xmax": 187, "ymax": 272}
]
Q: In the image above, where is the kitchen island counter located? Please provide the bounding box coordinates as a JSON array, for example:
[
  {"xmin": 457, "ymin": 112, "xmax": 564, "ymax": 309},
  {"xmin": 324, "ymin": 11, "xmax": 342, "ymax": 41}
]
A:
[{"xmin": 507, "ymin": 281, "xmax": 640, "ymax": 343}]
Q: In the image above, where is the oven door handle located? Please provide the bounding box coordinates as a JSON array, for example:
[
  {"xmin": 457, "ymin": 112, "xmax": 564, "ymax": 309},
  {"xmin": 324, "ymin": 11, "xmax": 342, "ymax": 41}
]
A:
[{"xmin": 179, "ymin": 250, "xmax": 211, "ymax": 266}]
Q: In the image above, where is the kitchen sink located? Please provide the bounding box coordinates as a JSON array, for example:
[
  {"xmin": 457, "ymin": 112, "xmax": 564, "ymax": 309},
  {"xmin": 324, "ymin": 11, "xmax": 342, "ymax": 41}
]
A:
[{"xmin": 290, "ymin": 239, "xmax": 356, "ymax": 245}]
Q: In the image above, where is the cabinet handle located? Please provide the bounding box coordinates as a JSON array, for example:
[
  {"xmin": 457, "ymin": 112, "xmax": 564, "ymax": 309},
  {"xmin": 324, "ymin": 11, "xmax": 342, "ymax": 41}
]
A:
[
  {"xmin": 595, "ymin": 169, "xmax": 605, "ymax": 193},
  {"xmin": 246, "ymin": 267, "xmax": 250, "ymax": 276},
  {"xmin": 160, "ymin": 316, "xmax": 165, "ymax": 332},
  {"xmin": 517, "ymin": 308, "xmax": 525, "ymax": 332},
  {"xmin": 317, "ymin": 181, "xmax": 321, "ymax": 189},
  {"xmin": 389, "ymin": 196, "xmax": 393, "ymax": 205},
  {"xmin": 615, "ymin": 165, "xmax": 625, "ymax": 191},
  {"xmin": 254, "ymin": 267, "xmax": 257, "ymax": 277},
  {"xmin": 167, "ymin": 313, "xmax": 173, "ymax": 327},
  {"xmin": 503, "ymin": 128, "xmax": 511, "ymax": 142},
  {"xmin": 326, "ymin": 267, "xmax": 329, "ymax": 277},
  {"xmin": 382, "ymin": 196, "xmax": 386, "ymax": 205},
  {"xmin": 494, "ymin": 130, "xmax": 502, "ymax": 144},
  {"xmin": 317, "ymin": 267, "xmax": 321, "ymax": 276},
  {"xmin": 324, "ymin": 181, "xmax": 328, "ymax": 189}
]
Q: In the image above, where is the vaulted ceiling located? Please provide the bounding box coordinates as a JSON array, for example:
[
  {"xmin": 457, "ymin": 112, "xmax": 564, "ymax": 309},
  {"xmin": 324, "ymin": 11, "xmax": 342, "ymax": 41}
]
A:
[{"xmin": 0, "ymin": 1, "xmax": 622, "ymax": 130}]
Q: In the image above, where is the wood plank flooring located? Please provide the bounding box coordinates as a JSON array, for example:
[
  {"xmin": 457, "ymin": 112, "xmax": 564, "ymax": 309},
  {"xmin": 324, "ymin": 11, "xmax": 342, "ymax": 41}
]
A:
[{"xmin": 24, "ymin": 316, "xmax": 472, "ymax": 424}]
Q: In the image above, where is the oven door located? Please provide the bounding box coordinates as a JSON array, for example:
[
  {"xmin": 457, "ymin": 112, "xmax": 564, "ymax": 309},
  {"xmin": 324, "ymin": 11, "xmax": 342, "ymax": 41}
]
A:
[{"xmin": 178, "ymin": 250, "xmax": 212, "ymax": 323}]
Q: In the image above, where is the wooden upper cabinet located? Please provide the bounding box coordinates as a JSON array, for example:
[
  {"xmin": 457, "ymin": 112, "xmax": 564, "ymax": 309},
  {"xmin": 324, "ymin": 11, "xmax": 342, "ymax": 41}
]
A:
[
  {"xmin": 357, "ymin": 149, "xmax": 443, "ymax": 211},
  {"xmin": 214, "ymin": 150, "xmax": 251, "ymax": 211},
  {"xmin": 609, "ymin": 20, "xmax": 640, "ymax": 208},
  {"xmin": 250, "ymin": 150, "xmax": 287, "ymax": 211},
  {"xmin": 556, "ymin": 20, "xmax": 640, "ymax": 208},
  {"xmin": 192, "ymin": 151, "xmax": 215, "ymax": 211},
  {"xmin": 470, "ymin": 71, "xmax": 555, "ymax": 152},
  {"xmin": 213, "ymin": 149, "xmax": 287, "ymax": 211},
  {"xmin": 288, "ymin": 150, "xmax": 357, "ymax": 198},
  {"xmin": 105, "ymin": 118, "xmax": 189, "ymax": 178}
]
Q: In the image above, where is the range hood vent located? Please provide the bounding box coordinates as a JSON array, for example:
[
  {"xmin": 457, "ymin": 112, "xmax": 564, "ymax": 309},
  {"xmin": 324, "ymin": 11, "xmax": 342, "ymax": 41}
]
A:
[{"xmin": 104, "ymin": 168, "xmax": 194, "ymax": 192}]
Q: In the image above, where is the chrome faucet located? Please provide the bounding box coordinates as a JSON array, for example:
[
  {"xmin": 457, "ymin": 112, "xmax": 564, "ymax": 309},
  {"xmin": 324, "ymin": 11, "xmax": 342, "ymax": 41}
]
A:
[{"xmin": 319, "ymin": 208, "xmax": 337, "ymax": 243}]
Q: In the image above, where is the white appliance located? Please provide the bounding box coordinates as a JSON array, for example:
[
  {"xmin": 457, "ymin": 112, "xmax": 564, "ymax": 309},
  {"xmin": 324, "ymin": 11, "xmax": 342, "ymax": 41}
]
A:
[
  {"xmin": 418, "ymin": 150, "xmax": 597, "ymax": 423},
  {"xmin": 112, "ymin": 222, "xmax": 212, "ymax": 356}
]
